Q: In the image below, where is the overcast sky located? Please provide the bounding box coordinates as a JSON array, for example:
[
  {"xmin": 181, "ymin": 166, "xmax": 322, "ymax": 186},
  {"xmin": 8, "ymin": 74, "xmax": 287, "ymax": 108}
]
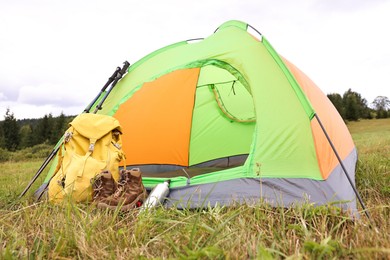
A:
[{"xmin": 1, "ymin": 0, "xmax": 389, "ymax": 119}]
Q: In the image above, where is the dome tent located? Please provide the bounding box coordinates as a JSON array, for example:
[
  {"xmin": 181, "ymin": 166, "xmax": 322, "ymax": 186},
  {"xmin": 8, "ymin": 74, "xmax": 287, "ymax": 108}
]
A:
[{"xmin": 36, "ymin": 20, "xmax": 361, "ymax": 213}]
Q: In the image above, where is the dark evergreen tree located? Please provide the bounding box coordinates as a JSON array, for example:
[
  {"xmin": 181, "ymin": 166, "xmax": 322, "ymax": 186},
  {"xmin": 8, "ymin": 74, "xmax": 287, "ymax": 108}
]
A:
[
  {"xmin": 34, "ymin": 113, "xmax": 54, "ymax": 144},
  {"xmin": 19, "ymin": 124, "xmax": 33, "ymax": 149},
  {"xmin": 0, "ymin": 122, "xmax": 5, "ymax": 148},
  {"xmin": 2, "ymin": 108, "xmax": 20, "ymax": 151},
  {"xmin": 49, "ymin": 112, "xmax": 68, "ymax": 144}
]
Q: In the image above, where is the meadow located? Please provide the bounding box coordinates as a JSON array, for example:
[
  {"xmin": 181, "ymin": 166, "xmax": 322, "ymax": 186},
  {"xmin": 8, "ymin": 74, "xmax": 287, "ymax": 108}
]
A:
[{"xmin": 0, "ymin": 119, "xmax": 389, "ymax": 259}]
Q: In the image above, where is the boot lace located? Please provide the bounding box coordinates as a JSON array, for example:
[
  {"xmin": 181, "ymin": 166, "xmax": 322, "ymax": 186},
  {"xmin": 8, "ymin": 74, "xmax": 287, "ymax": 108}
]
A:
[
  {"xmin": 92, "ymin": 176, "xmax": 103, "ymax": 200},
  {"xmin": 113, "ymin": 183, "xmax": 125, "ymax": 199},
  {"xmin": 113, "ymin": 171, "xmax": 128, "ymax": 199}
]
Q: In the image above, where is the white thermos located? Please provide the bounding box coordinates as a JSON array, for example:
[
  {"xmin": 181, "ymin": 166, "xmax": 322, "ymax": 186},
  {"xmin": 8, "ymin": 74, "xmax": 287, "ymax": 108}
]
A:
[{"xmin": 139, "ymin": 180, "xmax": 170, "ymax": 212}]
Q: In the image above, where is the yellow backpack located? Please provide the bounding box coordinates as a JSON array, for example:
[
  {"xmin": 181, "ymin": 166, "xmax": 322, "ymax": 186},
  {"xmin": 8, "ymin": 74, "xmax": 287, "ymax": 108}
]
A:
[{"xmin": 48, "ymin": 113, "xmax": 125, "ymax": 203}]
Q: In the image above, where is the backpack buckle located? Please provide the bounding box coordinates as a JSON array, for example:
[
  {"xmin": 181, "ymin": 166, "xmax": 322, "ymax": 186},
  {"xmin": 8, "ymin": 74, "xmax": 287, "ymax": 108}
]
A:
[
  {"xmin": 89, "ymin": 143, "xmax": 95, "ymax": 152},
  {"xmin": 64, "ymin": 132, "xmax": 73, "ymax": 143}
]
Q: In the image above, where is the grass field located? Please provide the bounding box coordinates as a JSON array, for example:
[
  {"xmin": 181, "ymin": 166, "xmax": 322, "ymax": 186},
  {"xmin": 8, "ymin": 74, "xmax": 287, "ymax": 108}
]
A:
[{"xmin": 0, "ymin": 119, "xmax": 389, "ymax": 259}]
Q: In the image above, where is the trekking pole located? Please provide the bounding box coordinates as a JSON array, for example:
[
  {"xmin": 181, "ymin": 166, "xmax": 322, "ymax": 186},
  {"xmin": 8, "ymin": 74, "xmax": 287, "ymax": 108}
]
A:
[
  {"xmin": 35, "ymin": 61, "xmax": 130, "ymax": 200},
  {"xmin": 93, "ymin": 61, "xmax": 130, "ymax": 113},
  {"xmin": 18, "ymin": 61, "xmax": 130, "ymax": 199},
  {"xmin": 18, "ymin": 139, "xmax": 62, "ymax": 198},
  {"xmin": 84, "ymin": 66, "xmax": 122, "ymax": 113}
]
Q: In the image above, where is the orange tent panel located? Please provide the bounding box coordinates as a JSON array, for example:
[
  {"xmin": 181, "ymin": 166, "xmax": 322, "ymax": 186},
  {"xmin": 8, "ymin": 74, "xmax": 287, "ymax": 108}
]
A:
[
  {"xmin": 114, "ymin": 68, "xmax": 200, "ymax": 166},
  {"xmin": 283, "ymin": 58, "xmax": 355, "ymax": 179}
]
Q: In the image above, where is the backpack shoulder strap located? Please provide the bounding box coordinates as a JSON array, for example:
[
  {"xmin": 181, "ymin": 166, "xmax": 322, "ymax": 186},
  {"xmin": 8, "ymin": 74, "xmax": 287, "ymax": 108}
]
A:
[
  {"xmin": 52, "ymin": 127, "xmax": 74, "ymax": 176},
  {"xmin": 76, "ymin": 137, "xmax": 98, "ymax": 177}
]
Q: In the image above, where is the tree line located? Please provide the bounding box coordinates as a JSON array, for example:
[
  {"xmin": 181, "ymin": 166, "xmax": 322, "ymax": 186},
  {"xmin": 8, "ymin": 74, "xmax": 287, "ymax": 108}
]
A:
[
  {"xmin": 327, "ymin": 89, "xmax": 390, "ymax": 121},
  {"xmin": 0, "ymin": 109, "xmax": 74, "ymax": 152},
  {"xmin": 0, "ymin": 89, "xmax": 389, "ymax": 152}
]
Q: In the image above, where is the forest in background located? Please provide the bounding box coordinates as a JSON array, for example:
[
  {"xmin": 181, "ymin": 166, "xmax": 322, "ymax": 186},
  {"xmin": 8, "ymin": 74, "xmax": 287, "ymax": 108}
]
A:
[{"xmin": 0, "ymin": 111, "xmax": 74, "ymax": 152}]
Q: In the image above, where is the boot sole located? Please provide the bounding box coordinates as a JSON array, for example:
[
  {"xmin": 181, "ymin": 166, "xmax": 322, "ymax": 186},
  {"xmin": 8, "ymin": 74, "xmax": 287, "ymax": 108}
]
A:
[{"xmin": 97, "ymin": 191, "xmax": 147, "ymax": 211}]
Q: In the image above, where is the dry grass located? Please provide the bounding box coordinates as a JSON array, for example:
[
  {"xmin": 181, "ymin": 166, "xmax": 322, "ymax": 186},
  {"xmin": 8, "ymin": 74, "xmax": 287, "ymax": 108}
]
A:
[{"xmin": 0, "ymin": 119, "xmax": 389, "ymax": 259}]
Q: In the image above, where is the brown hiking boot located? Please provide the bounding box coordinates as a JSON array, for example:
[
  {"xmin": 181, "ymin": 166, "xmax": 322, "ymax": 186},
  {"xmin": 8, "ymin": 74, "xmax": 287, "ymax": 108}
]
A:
[
  {"xmin": 92, "ymin": 170, "xmax": 117, "ymax": 202},
  {"xmin": 97, "ymin": 168, "xmax": 147, "ymax": 211}
]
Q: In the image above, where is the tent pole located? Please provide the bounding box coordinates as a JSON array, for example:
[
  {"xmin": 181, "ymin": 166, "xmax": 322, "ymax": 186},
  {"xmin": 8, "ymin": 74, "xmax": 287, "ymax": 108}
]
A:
[{"xmin": 314, "ymin": 114, "xmax": 372, "ymax": 222}]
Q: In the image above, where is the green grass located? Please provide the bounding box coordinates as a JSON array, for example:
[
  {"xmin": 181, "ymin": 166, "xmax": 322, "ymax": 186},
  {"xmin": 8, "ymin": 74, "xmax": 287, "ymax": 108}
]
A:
[
  {"xmin": 348, "ymin": 119, "xmax": 390, "ymax": 207},
  {"xmin": 1, "ymin": 119, "xmax": 389, "ymax": 259}
]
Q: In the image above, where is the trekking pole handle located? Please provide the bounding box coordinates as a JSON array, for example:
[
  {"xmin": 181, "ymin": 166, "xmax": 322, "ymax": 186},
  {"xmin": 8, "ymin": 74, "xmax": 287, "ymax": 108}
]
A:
[
  {"xmin": 84, "ymin": 66, "xmax": 122, "ymax": 113},
  {"xmin": 103, "ymin": 67, "xmax": 121, "ymax": 91},
  {"xmin": 93, "ymin": 61, "xmax": 130, "ymax": 113},
  {"xmin": 117, "ymin": 61, "xmax": 130, "ymax": 79}
]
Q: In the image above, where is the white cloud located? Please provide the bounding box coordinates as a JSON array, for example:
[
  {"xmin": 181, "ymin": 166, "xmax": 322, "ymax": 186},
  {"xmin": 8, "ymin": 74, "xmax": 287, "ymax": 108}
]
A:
[
  {"xmin": 0, "ymin": 0, "xmax": 389, "ymax": 119},
  {"xmin": 311, "ymin": 0, "xmax": 388, "ymax": 12},
  {"xmin": 0, "ymin": 92, "xmax": 6, "ymax": 101},
  {"xmin": 0, "ymin": 100, "xmax": 81, "ymax": 120},
  {"xmin": 17, "ymin": 83, "xmax": 86, "ymax": 106}
]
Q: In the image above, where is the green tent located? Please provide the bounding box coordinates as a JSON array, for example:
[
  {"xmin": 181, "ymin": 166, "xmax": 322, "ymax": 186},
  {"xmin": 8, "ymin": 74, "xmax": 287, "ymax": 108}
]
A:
[{"xmin": 37, "ymin": 20, "xmax": 361, "ymax": 213}]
